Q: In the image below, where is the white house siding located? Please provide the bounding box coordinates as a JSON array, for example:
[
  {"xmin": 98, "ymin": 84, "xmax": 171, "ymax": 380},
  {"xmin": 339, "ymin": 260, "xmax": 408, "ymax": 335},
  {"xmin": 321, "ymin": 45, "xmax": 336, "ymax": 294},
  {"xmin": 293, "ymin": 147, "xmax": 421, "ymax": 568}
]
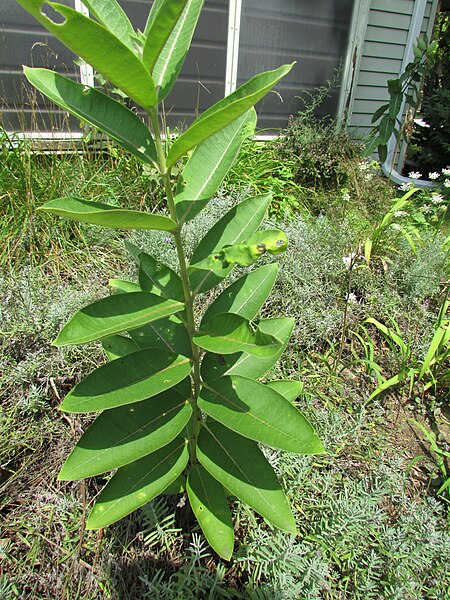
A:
[{"xmin": 348, "ymin": 0, "xmax": 437, "ymax": 140}]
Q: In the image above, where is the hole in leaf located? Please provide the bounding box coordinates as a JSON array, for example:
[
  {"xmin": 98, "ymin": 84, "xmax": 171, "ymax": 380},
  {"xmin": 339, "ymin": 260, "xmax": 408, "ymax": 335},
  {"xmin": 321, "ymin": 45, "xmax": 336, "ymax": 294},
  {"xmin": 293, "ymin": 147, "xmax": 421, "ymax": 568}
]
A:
[{"xmin": 41, "ymin": 3, "xmax": 67, "ymax": 25}]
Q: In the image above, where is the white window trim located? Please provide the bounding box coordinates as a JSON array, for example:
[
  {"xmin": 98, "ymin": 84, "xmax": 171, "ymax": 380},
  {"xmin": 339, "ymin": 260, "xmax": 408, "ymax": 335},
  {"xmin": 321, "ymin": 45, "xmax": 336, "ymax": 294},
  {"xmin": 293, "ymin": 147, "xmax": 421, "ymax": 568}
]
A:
[
  {"xmin": 337, "ymin": 0, "xmax": 371, "ymax": 123},
  {"xmin": 225, "ymin": 0, "xmax": 242, "ymax": 96},
  {"xmin": 74, "ymin": 0, "xmax": 95, "ymax": 87}
]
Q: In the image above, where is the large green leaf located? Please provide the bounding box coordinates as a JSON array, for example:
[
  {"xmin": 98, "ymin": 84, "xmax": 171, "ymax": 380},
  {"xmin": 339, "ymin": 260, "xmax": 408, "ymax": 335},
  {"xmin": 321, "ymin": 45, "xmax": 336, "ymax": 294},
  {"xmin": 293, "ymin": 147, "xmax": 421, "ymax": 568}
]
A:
[
  {"xmin": 24, "ymin": 68, "xmax": 157, "ymax": 165},
  {"xmin": 16, "ymin": 1, "xmax": 156, "ymax": 110},
  {"xmin": 143, "ymin": 0, "xmax": 189, "ymax": 72},
  {"xmin": 138, "ymin": 251, "xmax": 184, "ymax": 302},
  {"xmin": 39, "ymin": 198, "xmax": 176, "ymax": 231},
  {"xmin": 152, "ymin": 0, "xmax": 204, "ymax": 101},
  {"xmin": 199, "ymin": 376, "xmax": 324, "ymax": 453},
  {"xmin": 197, "ymin": 421, "xmax": 296, "ymax": 534},
  {"xmin": 265, "ymin": 380, "xmax": 303, "ymax": 404},
  {"xmin": 201, "ymin": 317, "xmax": 294, "ymax": 381},
  {"xmin": 79, "ymin": 0, "xmax": 136, "ymax": 50},
  {"xmin": 166, "ymin": 63, "xmax": 294, "ymax": 168},
  {"xmin": 86, "ymin": 438, "xmax": 189, "ymax": 529},
  {"xmin": 186, "ymin": 464, "xmax": 233, "ymax": 560},
  {"xmin": 174, "ymin": 110, "xmax": 257, "ymax": 223},
  {"xmin": 102, "ymin": 334, "xmax": 139, "ymax": 361},
  {"xmin": 194, "ymin": 313, "xmax": 281, "ymax": 357},
  {"xmin": 130, "ymin": 316, "xmax": 192, "ymax": 358},
  {"xmin": 201, "ymin": 264, "xmax": 278, "ymax": 325},
  {"xmin": 59, "ymin": 379, "xmax": 192, "ymax": 480},
  {"xmin": 188, "ymin": 193, "xmax": 272, "ymax": 294},
  {"xmin": 54, "ymin": 291, "xmax": 184, "ymax": 346},
  {"xmin": 59, "ymin": 348, "xmax": 191, "ymax": 413}
]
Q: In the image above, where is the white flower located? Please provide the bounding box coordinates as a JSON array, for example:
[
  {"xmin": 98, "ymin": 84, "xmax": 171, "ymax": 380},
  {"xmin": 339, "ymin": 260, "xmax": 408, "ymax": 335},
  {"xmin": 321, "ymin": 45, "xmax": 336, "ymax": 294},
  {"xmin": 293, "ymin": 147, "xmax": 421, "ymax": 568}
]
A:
[
  {"xmin": 346, "ymin": 292, "xmax": 358, "ymax": 304},
  {"xmin": 431, "ymin": 194, "xmax": 444, "ymax": 204},
  {"xmin": 420, "ymin": 205, "xmax": 433, "ymax": 214},
  {"xmin": 444, "ymin": 179, "xmax": 450, "ymax": 188},
  {"xmin": 394, "ymin": 210, "xmax": 407, "ymax": 217},
  {"xmin": 364, "ymin": 172, "xmax": 374, "ymax": 181},
  {"xmin": 409, "ymin": 171, "xmax": 422, "ymax": 180},
  {"xmin": 391, "ymin": 223, "xmax": 402, "ymax": 231},
  {"xmin": 429, "ymin": 172, "xmax": 440, "ymax": 180},
  {"xmin": 400, "ymin": 182, "xmax": 414, "ymax": 191},
  {"xmin": 442, "ymin": 167, "xmax": 450, "ymax": 177},
  {"xmin": 342, "ymin": 192, "xmax": 350, "ymax": 202},
  {"xmin": 358, "ymin": 161, "xmax": 370, "ymax": 172}
]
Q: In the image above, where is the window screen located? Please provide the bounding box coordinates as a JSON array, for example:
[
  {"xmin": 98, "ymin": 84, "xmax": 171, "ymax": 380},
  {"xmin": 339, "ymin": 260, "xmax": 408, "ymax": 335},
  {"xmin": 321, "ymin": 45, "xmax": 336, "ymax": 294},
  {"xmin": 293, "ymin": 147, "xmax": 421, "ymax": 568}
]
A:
[{"xmin": 237, "ymin": 0, "xmax": 355, "ymax": 130}]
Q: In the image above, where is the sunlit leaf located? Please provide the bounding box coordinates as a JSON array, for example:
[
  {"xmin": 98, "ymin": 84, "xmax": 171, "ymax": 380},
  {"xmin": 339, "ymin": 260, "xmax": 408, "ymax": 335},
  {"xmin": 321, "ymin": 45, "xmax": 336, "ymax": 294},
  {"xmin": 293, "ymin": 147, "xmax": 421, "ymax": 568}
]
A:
[
  {"xmin": 194, "ymin": 313, "xmax": 281, "ymax": 357},
  {"xmin": 199, "ymin": 376, "xmax": 324, "ymax": 453},
  {"xmin": 54, "ymin": 292, "xmax": 184, "ymax": 346},
  {"xmin": 189, "ymin": 193, "xmax": 271, "ymax": 294},
  {"xmin": 265, "ymin": 380, "xmax": 303, "ymax": 403},
  {"xmin": 59, "ymin": 379, "xmax": 192, "ymax": 480},
  {"xmin": 59, "ymin": 349, "xmax": 192, "ymax": 412},
  {"xmin": 16, "ymin": 0, "xmax": 156, "ymax": 109},
  {"xmin": 175, "ymin": 110, "xmax": 256, "ymax": 223},
  {"xmin": 24, "ymin": 68, "xmax": 157, "ymax": 165},
  {"xmin": 167, "ymin": 63, "xmax": 294, "ymax": 167},
  {"xmin": 152, "ymin": 0, "xmax": 204, "ymax": 101},
  {"xmin": 197, "ymin": 421, "xmax": 296, "ymax": 534},
  {"xmin": 143, "ymin": 0, "xmax": 189, "ymax": 71},
  {"xmin": 78, "ymin": 0, "xmax": 136, "ymax": 50},
  {"xmin": 201, "ymin": 263, "xmax": 277, "ymax": 325},
  {"xmin": 201, "ymin": 317, "xmax": 294, "ymax": 381},
  {"xmin": 39, "ymin": 198, "xmax": 176, "ymax": 231}
]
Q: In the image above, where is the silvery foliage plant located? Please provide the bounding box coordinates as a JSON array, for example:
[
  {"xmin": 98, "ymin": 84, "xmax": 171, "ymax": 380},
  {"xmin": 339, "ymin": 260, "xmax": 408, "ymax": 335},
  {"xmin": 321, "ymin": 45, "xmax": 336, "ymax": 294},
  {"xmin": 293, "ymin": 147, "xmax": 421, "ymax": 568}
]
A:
[{"xmin": 17, "ymin": 0, "xmax": 324, "ymax": 559}]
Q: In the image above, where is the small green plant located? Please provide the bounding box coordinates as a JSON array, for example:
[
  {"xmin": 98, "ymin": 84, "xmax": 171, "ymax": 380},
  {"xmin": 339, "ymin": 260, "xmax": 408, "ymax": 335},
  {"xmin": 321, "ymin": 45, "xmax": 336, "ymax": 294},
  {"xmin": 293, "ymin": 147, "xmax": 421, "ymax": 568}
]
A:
[
  {"xmin": 16, "ymin": 0, "xmax": 324, "ymax": 559},
  {"xmin": 367, "ymin": 35, "xmax": 438, "ymax": 164},
  {"xmin": 363, "ymin": 187, "xmax": 421, "ymax": 267},
  {"xmin": 360, "ymin": 289, "xmax": 449, "ymax": 403}
]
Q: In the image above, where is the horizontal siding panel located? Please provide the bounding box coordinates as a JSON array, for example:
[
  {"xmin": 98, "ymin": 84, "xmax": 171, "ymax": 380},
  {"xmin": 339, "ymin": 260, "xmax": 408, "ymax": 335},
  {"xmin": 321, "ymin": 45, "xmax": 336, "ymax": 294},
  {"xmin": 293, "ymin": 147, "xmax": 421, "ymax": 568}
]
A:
[
  {"xmin": 348, "ymin": 119, "xmax": 376, "ymax": 133},
  {"xmin": 365, "ymin": 24, "xmax": 409, "ymax": 45},
  {"xmin": 363, "ymin": 41, "xmax": 405, "ymax": 60},
  {"xmin": 370, "ymin": 0, "xmax": 414, "ymax": 15},
  {"xmin": 357, "ymin": 71, "xmax": 392, "ymax": 87},
  {"xmin": 369, "ymin": 10, "xmax": 412, "ymax": 30},
  {"xmin": 1, "ymin": 30, "xmax": 79, "ymax": 70},
  {"xmin": 355, "ymin": 85, "xmax": 388, "ymax": 101},
  {"xmin": 359, "ymin": 55, "xmax": 401, "ymax": 74},
  {"xmin": 352, "ymin": 98, "xmax": 387, "ymax": 115}
]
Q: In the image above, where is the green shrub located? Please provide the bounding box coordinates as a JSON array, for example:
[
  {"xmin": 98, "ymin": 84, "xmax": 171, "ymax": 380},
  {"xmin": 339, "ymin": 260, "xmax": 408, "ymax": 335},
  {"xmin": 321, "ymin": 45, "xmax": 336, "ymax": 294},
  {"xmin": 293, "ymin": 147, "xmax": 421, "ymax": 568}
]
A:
[{"xmin": 275, "ymin": 116, "xmax": 363, "ymax": 191}]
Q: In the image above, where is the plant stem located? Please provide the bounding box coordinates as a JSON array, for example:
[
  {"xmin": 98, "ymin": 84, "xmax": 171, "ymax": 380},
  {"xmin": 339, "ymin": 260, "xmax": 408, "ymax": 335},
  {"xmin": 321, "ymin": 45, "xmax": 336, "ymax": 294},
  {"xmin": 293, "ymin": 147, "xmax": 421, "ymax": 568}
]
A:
[{"xmin": 148, "ymin": 108, "xmax": 202, "ymax": 464}]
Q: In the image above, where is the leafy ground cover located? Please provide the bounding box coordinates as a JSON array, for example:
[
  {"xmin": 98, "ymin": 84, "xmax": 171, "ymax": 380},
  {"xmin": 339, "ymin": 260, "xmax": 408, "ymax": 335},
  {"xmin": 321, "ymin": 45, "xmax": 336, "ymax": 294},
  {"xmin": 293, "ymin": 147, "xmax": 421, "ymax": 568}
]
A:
[{"xmin": 1, "ymin": 126, "xmax": 449, "ymax": 598}]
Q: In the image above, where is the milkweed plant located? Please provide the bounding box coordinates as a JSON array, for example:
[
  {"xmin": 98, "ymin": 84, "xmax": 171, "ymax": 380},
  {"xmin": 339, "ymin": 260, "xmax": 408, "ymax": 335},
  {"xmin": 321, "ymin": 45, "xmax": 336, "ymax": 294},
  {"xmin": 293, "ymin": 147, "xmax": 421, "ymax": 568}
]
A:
[{"xmin": 16, "ymin": 0, "xmax": 325, "ymax": 559}]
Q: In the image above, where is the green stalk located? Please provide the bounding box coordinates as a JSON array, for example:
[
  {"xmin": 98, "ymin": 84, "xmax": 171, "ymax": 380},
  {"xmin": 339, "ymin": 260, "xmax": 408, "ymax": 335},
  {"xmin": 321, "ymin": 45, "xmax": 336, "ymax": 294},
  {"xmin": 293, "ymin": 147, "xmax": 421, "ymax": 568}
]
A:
[{"xmin": 148, "ymin": 107, "xmax": 202, "ymax": 464}]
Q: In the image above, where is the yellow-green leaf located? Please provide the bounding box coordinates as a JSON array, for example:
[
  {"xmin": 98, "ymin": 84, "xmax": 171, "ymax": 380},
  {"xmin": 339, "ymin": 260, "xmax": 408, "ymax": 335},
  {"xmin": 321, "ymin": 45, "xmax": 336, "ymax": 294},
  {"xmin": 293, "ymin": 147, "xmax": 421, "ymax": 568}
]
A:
[{"xmin": 39, "ymin": 198, "xmax": 176, "ymax": 231}]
